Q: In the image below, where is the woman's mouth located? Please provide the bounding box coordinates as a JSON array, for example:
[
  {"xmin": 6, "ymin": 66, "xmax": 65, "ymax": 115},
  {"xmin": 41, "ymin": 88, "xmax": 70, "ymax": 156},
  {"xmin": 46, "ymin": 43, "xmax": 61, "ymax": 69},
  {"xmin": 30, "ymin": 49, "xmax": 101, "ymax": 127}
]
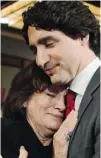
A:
[
  {"xmin": 49, "ymin": 113, "xmax": 63, "ymax": 119},
  {"xmin": 52, "ymin": 114, "xmax": 63, "ymax": 118}
]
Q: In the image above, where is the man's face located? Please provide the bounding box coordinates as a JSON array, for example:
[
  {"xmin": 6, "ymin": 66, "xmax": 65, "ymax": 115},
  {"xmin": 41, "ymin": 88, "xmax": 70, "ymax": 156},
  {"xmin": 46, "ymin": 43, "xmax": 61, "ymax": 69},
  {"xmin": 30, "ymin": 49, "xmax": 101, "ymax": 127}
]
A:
[
  {"xmin": 26, "ymin": 85, "xmax": 66, "ymax": 135},
  {"xmin": 28, "ymin": 26, "xmax": 83, "ymax": 84}
]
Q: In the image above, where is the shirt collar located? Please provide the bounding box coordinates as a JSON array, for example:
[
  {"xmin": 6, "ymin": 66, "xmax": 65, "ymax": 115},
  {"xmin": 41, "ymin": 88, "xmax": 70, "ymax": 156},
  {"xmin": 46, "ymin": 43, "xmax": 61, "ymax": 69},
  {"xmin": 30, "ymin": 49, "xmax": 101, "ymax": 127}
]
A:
[{"xmin": 70, "ymin": 57, "xmax": 101, "ymax": 96}]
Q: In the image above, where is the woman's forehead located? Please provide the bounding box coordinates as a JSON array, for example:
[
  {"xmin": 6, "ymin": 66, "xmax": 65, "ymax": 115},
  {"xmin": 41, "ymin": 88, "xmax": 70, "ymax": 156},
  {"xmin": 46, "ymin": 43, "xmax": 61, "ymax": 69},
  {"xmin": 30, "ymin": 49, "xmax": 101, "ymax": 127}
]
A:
[{"xmin": 46, "ymin": 84, "xmax": 67, "ymax": 93}]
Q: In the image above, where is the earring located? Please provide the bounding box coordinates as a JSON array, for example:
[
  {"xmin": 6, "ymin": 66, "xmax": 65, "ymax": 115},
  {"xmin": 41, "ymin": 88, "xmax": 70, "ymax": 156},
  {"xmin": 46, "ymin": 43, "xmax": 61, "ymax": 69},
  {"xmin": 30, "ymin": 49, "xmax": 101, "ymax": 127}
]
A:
[{"xmin": 23, "ymin": 102, "xmax": 27, "ymax": 108}]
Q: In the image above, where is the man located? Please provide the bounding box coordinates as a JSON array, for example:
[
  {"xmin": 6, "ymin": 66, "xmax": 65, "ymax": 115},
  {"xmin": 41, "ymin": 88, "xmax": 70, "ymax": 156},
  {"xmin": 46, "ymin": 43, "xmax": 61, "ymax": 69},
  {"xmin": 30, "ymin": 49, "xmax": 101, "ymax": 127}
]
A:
[{"xmin": 22, "ymin": 1, "xmax": 100, "ymax": 158}]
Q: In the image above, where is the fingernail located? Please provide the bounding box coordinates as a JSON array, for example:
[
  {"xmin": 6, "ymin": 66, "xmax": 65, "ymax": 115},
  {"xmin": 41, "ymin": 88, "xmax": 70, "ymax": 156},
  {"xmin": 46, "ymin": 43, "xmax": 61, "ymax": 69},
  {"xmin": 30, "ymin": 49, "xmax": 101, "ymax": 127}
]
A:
[{"xmin": 20, "ymin": 146, "xmax": 25, "ymax": 149}]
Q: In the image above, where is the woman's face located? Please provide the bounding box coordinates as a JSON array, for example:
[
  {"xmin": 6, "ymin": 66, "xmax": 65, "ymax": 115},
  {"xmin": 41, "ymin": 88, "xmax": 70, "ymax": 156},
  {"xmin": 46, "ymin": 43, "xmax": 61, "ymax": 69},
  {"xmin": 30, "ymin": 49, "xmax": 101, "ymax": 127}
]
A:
[{"xmin": 26, "ymin": 85, "xmax": 66, "ymax": 135}]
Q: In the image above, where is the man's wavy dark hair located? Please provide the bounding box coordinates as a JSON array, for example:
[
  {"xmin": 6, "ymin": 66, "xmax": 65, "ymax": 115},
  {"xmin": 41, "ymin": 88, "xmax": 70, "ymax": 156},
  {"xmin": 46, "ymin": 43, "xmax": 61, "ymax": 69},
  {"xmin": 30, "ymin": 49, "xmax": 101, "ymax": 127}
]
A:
[
  {"xmin": 2, "ymin": 62, "xmax": 51, "ymax": 120},
  {"xmin": 22, "ymin": 1, "xmax": 100, "ymax": 55}
]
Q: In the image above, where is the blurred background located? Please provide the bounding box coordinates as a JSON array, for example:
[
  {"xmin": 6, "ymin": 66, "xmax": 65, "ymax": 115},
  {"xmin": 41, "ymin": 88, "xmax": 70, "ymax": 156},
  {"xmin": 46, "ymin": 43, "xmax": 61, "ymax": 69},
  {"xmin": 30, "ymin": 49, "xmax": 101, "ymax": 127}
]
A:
[{"xmin": 0, "ymin": 0, "xmax": 100, "ymax": 102}]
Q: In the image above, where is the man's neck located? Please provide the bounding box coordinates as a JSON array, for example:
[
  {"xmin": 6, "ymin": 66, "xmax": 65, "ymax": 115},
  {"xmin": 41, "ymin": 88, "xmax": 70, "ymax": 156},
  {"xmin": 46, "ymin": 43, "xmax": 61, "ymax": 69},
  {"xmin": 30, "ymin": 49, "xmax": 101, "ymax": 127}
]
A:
[{"xmin": 76, "ymin": 50, "xmax": 96, "ymax": 76}]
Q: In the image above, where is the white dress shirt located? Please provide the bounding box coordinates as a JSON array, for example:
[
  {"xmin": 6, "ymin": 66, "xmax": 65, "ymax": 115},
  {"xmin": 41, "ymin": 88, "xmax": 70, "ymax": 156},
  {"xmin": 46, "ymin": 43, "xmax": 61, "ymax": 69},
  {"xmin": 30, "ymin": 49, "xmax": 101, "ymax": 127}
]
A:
[{"xmin": 69, "ymin": 57, "xmax": 101, "ymax": 111}]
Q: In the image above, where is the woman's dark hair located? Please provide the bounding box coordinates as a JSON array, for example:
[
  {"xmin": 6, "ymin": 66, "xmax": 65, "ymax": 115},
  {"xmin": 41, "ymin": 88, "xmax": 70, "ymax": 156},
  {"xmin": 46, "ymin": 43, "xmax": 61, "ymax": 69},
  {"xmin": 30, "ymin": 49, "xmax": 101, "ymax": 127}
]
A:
[
  {"xmin": 2, "ymin": 62, "xmax": 51, "ymax": 120},
  {"xmin": 22, "ymin": 1, "xmax": 100, "ymax": 54}
]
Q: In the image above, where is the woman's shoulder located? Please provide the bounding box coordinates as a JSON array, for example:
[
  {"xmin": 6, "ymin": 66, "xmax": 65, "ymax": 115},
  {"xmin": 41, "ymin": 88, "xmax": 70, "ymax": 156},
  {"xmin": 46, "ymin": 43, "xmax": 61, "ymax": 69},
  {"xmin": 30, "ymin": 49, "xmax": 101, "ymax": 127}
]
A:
[
  {"xmin": 1, "ymin": 117, "xmax": 24, "ymax": 130},
  {"xmin": 1, "ymin": 117, "xmax": 27, "ymax": 139},
  {"xmin": 1, "ymin": 117, "xmax": 29, "ymax": 149},
  {"xmin": 1, "ymin": 118, "xmax": 26, "ymax": 158},
  {"xmin": 1, "ymin": 117, "xmax": 16, "ymax": 127}
]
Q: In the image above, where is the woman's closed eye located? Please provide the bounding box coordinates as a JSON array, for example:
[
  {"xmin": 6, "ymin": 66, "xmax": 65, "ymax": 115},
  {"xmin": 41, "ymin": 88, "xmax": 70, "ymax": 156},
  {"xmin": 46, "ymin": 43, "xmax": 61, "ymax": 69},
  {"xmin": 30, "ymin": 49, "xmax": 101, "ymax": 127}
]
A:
[{"xmin": 46, "ymin": 93, "xmax": 56, "ymax": 98}]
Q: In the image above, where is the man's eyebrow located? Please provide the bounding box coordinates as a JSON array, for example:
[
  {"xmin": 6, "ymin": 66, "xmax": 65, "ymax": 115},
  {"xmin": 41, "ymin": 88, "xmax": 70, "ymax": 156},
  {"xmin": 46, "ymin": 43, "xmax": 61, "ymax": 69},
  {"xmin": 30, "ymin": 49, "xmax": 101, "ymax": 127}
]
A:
[
  {"xmin": 29, "ymin": 36, "xmax": 59, "ymax": 49},
  {"xmin": 37, "ymin": 36, "xmax": 59, "ymax": 44}
]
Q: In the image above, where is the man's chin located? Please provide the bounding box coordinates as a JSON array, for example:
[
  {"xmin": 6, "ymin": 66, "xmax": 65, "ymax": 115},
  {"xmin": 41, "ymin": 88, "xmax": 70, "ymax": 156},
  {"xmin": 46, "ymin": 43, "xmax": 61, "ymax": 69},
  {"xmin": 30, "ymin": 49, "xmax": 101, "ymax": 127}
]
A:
[{"xmin": 50, "ymin": 74, "xmax": 68, "ymax": 85}]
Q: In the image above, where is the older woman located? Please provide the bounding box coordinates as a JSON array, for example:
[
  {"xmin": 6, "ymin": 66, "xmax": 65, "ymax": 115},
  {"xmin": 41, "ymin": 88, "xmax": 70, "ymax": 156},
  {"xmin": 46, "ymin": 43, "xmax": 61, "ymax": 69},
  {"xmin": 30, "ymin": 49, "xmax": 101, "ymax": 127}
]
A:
[
  {"xmin": 1, "ymin": 62, "xmax": 67, "ymax": 158},
  {"xmin": 1, "ymin": 62, "xmax": 77, "ymax": 158}
]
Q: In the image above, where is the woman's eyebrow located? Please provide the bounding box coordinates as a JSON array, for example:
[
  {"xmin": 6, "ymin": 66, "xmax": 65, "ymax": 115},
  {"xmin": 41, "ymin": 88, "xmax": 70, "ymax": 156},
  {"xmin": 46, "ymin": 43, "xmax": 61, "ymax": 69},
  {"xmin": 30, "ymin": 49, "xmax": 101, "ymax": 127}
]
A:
[
  {"xmin": 47, "ymin": 85, "xmax": 66, "ymax": 93},
  {"xmin": 45, "ymin": 89, "xmax": 56, "ymax": 94}
]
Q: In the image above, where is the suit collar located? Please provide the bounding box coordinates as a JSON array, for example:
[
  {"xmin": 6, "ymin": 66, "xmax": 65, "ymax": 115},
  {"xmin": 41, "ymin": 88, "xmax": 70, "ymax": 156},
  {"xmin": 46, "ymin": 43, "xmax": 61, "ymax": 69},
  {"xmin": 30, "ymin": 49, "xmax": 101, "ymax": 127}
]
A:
[
  {"xmin": 70, "ymin": 57, "xmax": 101, "ymax": 96},
  {"xmin": 78, "ymin": 67, "xmax": 100, "ymax": 120},
  {"xmin": 68, "ymin": 67, "xmax": 100, "ymax": 149}
]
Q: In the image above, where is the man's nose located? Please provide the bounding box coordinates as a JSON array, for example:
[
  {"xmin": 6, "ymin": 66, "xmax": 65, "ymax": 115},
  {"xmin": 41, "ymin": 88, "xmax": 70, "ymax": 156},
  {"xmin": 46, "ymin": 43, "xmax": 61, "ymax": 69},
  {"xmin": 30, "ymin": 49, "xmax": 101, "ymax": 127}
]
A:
[{"xmin": 36, "ymin": 49, "xmax": 50, "ymax": 68}]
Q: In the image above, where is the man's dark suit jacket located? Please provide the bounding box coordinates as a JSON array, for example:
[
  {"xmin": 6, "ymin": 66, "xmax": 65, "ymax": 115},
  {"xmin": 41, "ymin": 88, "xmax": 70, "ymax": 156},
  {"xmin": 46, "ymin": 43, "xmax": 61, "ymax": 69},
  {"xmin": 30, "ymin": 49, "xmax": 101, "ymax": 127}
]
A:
[
  {"xmin": 67, "ymin": 67, "xmax": 100, "ymax": 158},
  {"xmin": 1, "ymin": 118, "xmax": 53, "ymax": 158}
]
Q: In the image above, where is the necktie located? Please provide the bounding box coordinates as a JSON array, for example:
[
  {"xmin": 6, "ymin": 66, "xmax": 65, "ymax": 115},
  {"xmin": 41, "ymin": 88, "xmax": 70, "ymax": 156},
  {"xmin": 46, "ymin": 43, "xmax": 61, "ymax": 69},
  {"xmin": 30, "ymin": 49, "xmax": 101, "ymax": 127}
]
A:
[{"xmin": 65, "ymin": 89, "xmax": 76, "ymax": 117}]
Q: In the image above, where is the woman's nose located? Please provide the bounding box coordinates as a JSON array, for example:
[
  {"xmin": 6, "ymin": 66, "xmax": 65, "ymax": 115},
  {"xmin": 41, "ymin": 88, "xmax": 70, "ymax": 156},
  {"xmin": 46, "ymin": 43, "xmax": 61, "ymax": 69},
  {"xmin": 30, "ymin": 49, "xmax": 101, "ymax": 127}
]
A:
[{"xmin": 54, "ymin": 97, "xmax": 66, "ymax": 112}]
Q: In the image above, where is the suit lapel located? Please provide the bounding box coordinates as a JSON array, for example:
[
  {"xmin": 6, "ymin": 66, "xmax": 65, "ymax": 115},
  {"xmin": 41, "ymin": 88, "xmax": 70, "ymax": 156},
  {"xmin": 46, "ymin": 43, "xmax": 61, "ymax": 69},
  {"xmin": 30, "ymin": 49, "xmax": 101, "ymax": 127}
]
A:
[
  {"xmin": 68, "ymin": 67, "xmax": 100, "ymax": 149},
  {"xmin": 78, "ymin": 67, "xmax": 100, "ymax": 120}
]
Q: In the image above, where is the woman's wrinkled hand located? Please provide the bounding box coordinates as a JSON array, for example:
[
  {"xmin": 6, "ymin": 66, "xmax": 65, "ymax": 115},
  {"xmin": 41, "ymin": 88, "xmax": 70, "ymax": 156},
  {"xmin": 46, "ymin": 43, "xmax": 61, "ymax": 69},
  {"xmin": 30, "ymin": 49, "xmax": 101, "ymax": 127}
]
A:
[{"xmin": 53, "ymin": 110, "xmax": 78, "ymax": 158}]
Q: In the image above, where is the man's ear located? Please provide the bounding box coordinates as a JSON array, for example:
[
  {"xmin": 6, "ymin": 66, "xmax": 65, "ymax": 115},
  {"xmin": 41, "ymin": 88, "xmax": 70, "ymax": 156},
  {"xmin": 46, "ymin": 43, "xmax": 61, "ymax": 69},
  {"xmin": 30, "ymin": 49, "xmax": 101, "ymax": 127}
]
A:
[{"xmin": 81, "ymin": 34, "xmax": 89, "ymax": 46}]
